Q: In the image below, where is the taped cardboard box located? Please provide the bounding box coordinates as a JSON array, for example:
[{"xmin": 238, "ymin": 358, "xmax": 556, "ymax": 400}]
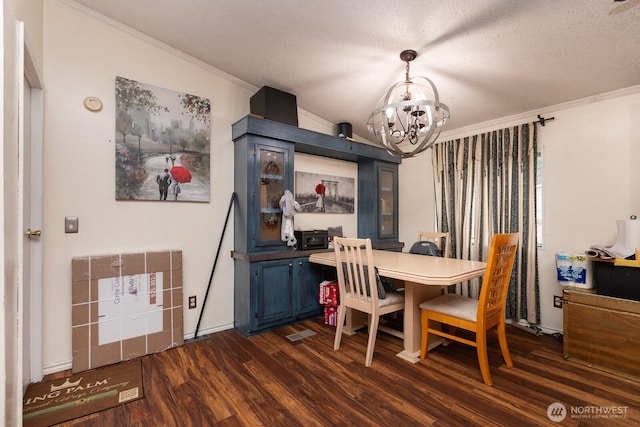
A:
[{"xmin": 71, "ymin": 250, "xmax": 183, "ymax": 373}]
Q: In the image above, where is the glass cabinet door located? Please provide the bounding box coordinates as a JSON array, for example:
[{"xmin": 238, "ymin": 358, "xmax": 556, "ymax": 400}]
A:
[
  {"xmin": 378, "ymin": 168, "xmax": 395, "ymax": 238},
  {"xmin": 258, "ymin": 148, "xmax": 285, "ymax": 243}
]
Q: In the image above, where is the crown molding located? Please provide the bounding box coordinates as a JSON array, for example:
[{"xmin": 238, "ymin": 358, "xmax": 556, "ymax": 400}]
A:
[{"xmin": 439, "ymin": 84, "xmax": 640, "ymax": 142}]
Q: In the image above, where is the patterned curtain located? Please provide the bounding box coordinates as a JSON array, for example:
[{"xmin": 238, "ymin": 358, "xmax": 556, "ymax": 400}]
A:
[{"xmin": 431, "ymin": 123, "xmax": 539, "ymax": 324}]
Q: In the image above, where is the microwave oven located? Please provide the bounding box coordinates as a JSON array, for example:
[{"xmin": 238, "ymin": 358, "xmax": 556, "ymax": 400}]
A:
[{"xmin": 294, "ymin": 230, "xmax": 328, "ymax": 250}]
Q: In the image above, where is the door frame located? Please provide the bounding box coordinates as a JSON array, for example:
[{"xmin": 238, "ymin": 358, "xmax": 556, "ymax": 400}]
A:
[{"xmin": 18, "ymin": 20, "xmax": 45, "ymax": 386}]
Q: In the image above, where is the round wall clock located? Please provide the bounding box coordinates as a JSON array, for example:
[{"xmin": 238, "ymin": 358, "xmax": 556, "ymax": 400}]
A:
[{"xmin": 83, "ymin": 96, "xmax": 103, "ymax": 112}]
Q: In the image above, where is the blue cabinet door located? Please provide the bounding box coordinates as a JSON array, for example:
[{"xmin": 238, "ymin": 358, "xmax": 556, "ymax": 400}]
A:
[
  {"xmin": 377, "ymin": 163, "xmax": 398, "ymax": 240},
  {"xmin": 252, "ymin": 259, "xmax": 294, "ymax": 328},
  {"xmin": 234, "ymin": 135, "xmax": 294, "ymax": 254},
  {"xmin": 358, "ymin": 160, "xmax": 399, "ymax": 244},
  {"xmin": 294, "ymin": 257, "xmax": 323, "ymax": 318}
]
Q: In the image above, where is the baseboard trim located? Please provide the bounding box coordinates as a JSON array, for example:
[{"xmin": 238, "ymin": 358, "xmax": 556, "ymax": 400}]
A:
[{"xmin": 43, "ymin": 322, "xmax": 236, "ymax": 375}]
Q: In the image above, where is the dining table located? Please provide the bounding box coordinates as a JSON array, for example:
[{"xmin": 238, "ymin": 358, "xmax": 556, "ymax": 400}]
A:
[{"xmin": 309, "ymin": 249, "xmax": 487, "ymax": 363}]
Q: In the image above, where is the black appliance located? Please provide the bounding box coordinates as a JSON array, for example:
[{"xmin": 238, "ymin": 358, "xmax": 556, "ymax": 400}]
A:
[{"xmin": 294, "ymin": 230, "xmax": 328, "ymax": 250}]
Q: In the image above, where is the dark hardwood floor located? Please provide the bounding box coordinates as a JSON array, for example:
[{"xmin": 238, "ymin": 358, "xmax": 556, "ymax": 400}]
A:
[{"xmin": 41, "ymin": 317, "xmax": 640, "ymax": 426}]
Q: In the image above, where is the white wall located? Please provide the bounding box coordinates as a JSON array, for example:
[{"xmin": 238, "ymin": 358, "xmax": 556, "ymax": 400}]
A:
[
  {"xmin": 41, "ymin": 1, "xmax": 344, "ymax": 372},
  {"xmin": 293, "ymin": 153, "xmax": 358, "ymax": 237},
  {"xmin": 400, "ymin": 87, "xmax": 640, "ymax": 332},
  {"xmin": 535, "ymin": 90, "xmax": 640, "ymax": 332}
]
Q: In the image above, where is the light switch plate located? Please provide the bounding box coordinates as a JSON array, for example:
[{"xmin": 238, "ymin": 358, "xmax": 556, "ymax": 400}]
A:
[{"xmin": 65, "ymin": 216, "xmax": 79, "ymax": 233}]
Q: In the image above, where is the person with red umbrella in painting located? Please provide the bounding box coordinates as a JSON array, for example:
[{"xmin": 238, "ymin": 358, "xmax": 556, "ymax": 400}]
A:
[
  {"xmin": 170, "ymin": 180, "xmax": 181, "ymax": 200},
  {"xmin": 315, "ymin": 182, "xmax": 326, "ymax": 212},
  {"xmin": 169, "ymin": 166, "xmax": 192, "ymax": 201}
]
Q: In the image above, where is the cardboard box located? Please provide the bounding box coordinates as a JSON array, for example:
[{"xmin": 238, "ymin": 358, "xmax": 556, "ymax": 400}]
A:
[
  {"xmin": 71, "ymin": 250, "xmax": 183, "ymax": 373},
  {"xmin": 318, "ymin": 280, "xmax": 339, "ymax": 306},
  {"xmin": 324, "ymin": 305, "xmax": 339, "ymax": 326}
]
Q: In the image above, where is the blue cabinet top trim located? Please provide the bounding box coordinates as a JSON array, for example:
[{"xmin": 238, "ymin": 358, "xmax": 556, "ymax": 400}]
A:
[{"xmin": 232, "ymin": 115, "xmax": 401, "ymax": 164}]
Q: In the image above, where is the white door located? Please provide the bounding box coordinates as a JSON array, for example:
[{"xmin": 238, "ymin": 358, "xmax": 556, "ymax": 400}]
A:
[{"xmin": 19, "ymin": 22, "xmax": 45, "ymax": 389}]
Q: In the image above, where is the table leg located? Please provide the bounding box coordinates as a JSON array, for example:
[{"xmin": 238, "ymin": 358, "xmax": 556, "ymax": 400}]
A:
[
  {"xmin": 343, "ymin": 308, "xmax": 366, "ymax": 335},
  {"xmin": 396, "ymin": 282, "xmax": 444, "ymax": 363}
]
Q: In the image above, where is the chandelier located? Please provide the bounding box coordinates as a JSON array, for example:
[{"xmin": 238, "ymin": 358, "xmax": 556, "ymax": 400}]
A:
[{"xmin": 367, "ymin": 50, "xmax": 450, "ymax": 159}]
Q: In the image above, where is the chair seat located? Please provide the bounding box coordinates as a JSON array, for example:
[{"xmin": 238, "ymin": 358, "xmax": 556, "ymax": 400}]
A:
[
  {"xmin": 345, "ymin": 289, "xmax": 404, "ymax": 307},
  {"xmin": 419, "ymin": 294, "xmax": 477, "ymax": 322}
]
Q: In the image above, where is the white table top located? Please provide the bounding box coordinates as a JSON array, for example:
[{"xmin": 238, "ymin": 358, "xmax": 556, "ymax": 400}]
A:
[{"xmin": 309, "ymin": 249, "xmax": 487, "ymax": 286}]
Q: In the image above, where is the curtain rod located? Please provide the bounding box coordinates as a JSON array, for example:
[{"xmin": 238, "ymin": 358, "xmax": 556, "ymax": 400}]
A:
[
  {"xmin": 439, "ymin": 114, "xmax": 556, "ymax": 143},
  {"xmin": 537, "ymin": 114, "xmax": 555, "ymax": 127}
]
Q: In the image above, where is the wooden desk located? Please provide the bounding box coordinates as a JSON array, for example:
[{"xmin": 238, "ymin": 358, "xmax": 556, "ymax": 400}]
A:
[{"xmin": 309, "ymin": 250, "xmax": 487, "ymax": 363}]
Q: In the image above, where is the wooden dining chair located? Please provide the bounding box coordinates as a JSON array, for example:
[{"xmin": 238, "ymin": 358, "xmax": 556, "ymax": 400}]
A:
[
  {"xmin": 333, "ymin": 237, "xmax": 405, "ymax": 367},
  {"xmin": 417, "ymin": 231, "xmax": 451, "ymax": 258},
  {"xmin": 419, "ymin": 233, "xmax": 519, "ymax": 385}
]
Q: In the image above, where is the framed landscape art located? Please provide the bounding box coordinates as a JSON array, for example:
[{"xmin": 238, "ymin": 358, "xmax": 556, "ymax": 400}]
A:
[
  {"xmin": 295, "ymin": 171, "xmax": 354, "ymax": 213},
  {"xmin": 115, "ymin": 76, "xmax": 211, "ymax": 202}
]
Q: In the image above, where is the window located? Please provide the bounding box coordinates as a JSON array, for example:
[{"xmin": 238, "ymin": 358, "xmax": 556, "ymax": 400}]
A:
[{"xmin": 536, "ymin": 149, "xmax": 543, "ymax": 248}]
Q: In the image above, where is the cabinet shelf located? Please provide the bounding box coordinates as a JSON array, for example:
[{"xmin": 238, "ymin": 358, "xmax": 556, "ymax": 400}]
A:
[{"xmin": 260, "ymin": 174, "xmax": 283, "ymax": 181}]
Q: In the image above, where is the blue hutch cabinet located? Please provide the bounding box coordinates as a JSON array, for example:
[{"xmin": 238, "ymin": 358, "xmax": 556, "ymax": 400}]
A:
[{"xmin": 232, "ymin": 116, "xmax": 401, "ymax": 336}]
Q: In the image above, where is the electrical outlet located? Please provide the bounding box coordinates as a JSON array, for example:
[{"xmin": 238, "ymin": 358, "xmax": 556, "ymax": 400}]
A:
[
  {"xmin": 553, "ymin": 295, "xmax": 563, "ymax": 308},
  {"xmin": 188, "ymin": 296, "xmax": 197, "ymax": 309}
]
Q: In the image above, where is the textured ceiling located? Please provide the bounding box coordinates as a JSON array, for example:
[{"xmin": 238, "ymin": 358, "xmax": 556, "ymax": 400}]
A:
[{"xmin": 67, "ymin": 0, "xmax": 640, "ymax": 140}]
